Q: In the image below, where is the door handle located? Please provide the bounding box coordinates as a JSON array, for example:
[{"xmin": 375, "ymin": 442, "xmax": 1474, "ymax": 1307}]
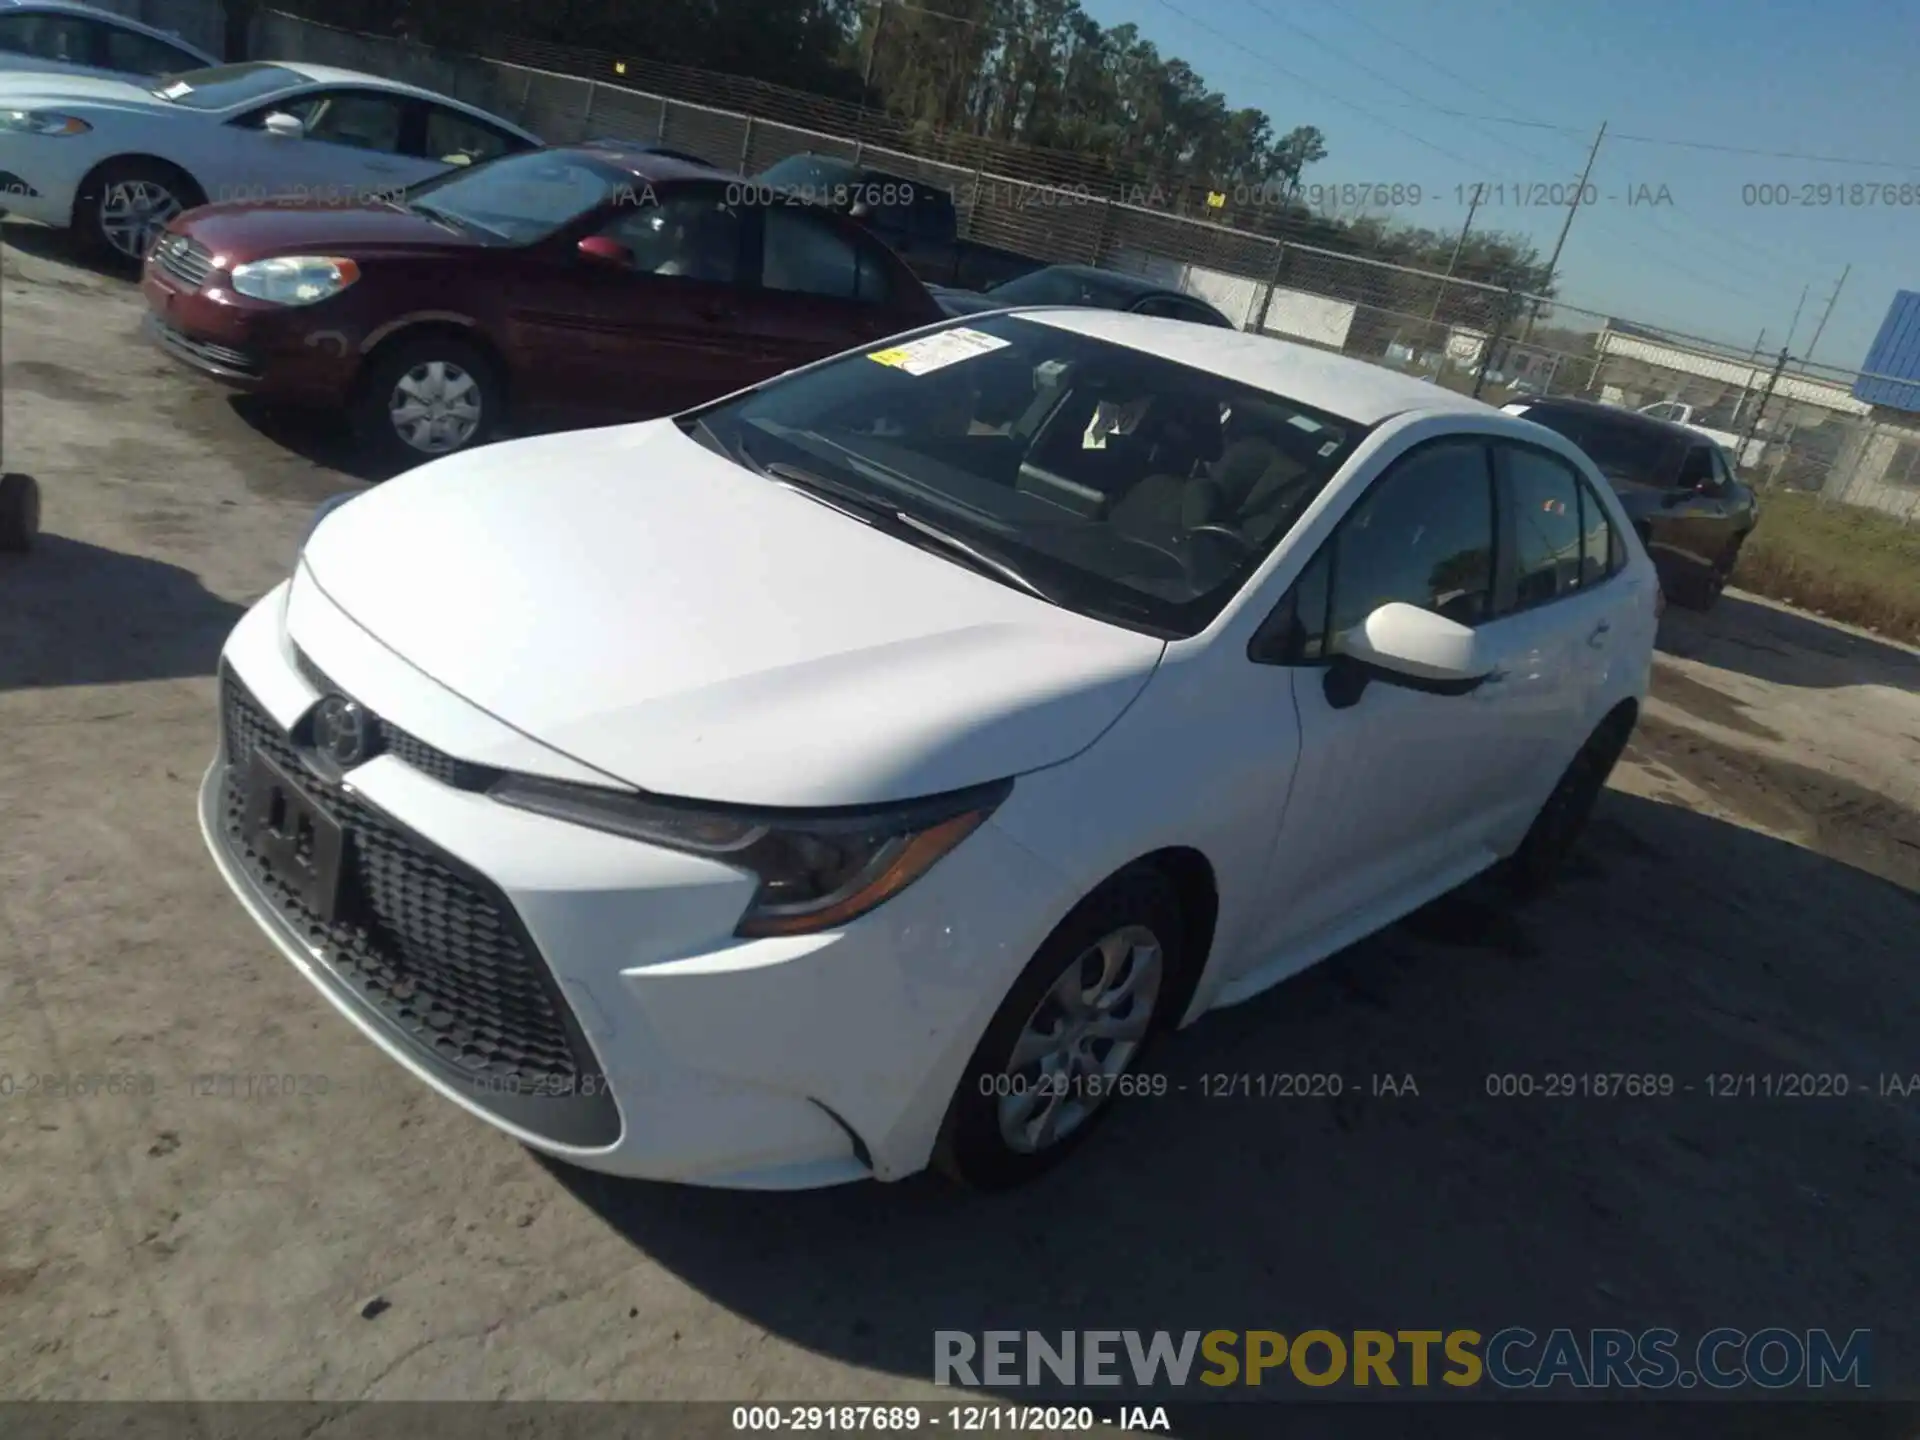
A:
[{"xmin": 1588, "ymin": 620, "xmax": 1612, "ymax": 648}]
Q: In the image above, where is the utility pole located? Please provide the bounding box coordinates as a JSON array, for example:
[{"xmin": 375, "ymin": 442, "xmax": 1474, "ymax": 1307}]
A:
[
  {"xmin": 1803, "ymin": 263, "xmax": 1851, "ymax": 364},
  {"xmin": 1781, "ymin": 284, "xmax": 1810, "ymax": 355},
  {"xmin": 861, "ymin": 0, "xmax": 886, "ymax": 95},
  {"xmin": 1518, "ymin": 119, "xmax": 1606, "ymax": 347},
  {"xmin": 1729, "ymin": 327, "xmax": 1766, "ymax": 429},
  {"xmin": 1425, "ymin": 182, "xmax": 1482, "ymax": 328}
]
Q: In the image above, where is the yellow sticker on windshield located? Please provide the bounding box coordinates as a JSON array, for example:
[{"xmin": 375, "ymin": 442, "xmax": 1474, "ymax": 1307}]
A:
[{"xmin": 867, "ymin": 327, "xmax": 1010, "ymax": 376}]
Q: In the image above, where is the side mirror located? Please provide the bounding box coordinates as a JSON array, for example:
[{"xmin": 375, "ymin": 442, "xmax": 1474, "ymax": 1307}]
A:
[
  {"xmin": 262, "ymin": 111, "xmax": 304, "ymax": 139},
  {"xmin": 577, "ymin": 235, "xmax": 632, "ymax": 268},
  {"xmin": 1325, "ymin": 602, "xmax": 1493, "ymax": 709}
]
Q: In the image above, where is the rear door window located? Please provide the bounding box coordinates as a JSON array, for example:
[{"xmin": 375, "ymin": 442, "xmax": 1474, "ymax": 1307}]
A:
[{"xmin": 1496, "ymin": 442, "xmax": 1586, "ymax": 612}]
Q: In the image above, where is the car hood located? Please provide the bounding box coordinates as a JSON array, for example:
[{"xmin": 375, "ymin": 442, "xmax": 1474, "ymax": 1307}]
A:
[
  {"xmin": 177, "ymin": 199, "xmax": 480, "ymax": 259},
  {"xmin": 0, "ymin": 71, "xmax": 163, "ymax": 109},
  {"xmin": 300, "ymin": 421, "xmax": 1166, "ymax": 808}
]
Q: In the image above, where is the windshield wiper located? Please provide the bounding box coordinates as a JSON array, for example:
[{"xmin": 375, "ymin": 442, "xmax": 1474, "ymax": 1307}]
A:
[
  {"xmin": 890, "ymin": 511, "xmax": 1052, "ymax": 602},
  {"xmin": 763, "ymin": 462, "xmax": 894, "ymax": 522},
  {"xmin": 763, "ymin": 461, "xmax": 1053, "ymax": 603},
  {"xmin": 407, "ymin": 201, "xmax": 481, "ymax": 236}
]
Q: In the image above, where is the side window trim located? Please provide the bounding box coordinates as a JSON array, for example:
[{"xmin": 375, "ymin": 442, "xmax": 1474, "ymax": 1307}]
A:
[{"xmin": 1249, "ymin": 435, "xmax": 1497, "ymax": 667}]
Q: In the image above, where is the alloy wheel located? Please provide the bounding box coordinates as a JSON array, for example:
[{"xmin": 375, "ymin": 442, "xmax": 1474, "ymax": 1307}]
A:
[
  {"xmin": 100, "ymin": 180, "xmax": 182, "ymax": 260},
  {"xmin": 388, "ymin": 361, "xmax": 483, "ymax": 455},
  {"xmin": 996, "ymin": 923, "xmax": 1163, "ymax": 1154}
]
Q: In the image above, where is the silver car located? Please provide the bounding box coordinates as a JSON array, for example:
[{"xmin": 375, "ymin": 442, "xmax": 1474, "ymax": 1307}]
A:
[{"xmin": 0, "ymin": 0, "xmax": 215, "ymax": 85}]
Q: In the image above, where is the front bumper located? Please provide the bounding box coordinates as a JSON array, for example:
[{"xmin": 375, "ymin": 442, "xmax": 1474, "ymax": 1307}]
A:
[
  {"xmin": 200, "ymin": 574, "xmax": 1071, "ymax": 1187},
  {"xmin": 0, "ymin": 136, "xmax": 81, "ymax": 227},
  {"xmin": 141, "ymin": 263, "xmax": 359, "ymax": 405}
]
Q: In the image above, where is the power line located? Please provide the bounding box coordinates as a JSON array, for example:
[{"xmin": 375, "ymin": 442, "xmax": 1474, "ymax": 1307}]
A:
[
  {"xmin": 1139, "ymin": 0, "xmax": 1513, "ymax": 177},
  {"xmin": 1215, "ymin": 0, "xmax": 1830, "ymax": 288},
  {"xmin": 1357, "ymin": 103, "xmax": 1920, "ymax": 169}
]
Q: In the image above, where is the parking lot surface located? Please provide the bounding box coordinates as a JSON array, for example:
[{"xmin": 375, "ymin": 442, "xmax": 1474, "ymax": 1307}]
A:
[{"xmin": 4, "ymin": 227, "xmax": 1919, "ymax": 1403}]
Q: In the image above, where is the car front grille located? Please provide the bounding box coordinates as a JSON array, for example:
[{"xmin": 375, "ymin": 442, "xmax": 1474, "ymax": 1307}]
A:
[
  {"xmin": 216, "ymin": 668, "xmax": 618, "ymax": 1145},
  {"xmin": 151, "ymin": 317, "xmax": 261, "ymax": 380},
  {"xmin": 291, "ymin": 648, "xmax": 499, "ymax": 792},
  {"xmin": 154, "ymin": 234, "xmax": 215, "ymax": 289}
]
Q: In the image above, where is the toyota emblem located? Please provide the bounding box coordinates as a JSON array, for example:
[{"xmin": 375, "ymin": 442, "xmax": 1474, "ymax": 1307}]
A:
[{"xmin": 312, "ymin": 693, "xmax": 374, "ymax": 768}]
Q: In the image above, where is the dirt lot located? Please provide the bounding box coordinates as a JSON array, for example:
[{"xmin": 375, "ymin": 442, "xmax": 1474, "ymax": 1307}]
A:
[{"xmin": 4, "ymin": 226, "xmax": 1920, "ymax": 1409}]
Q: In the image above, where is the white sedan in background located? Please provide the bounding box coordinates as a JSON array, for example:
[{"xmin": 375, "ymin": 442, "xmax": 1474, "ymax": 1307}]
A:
[
  {"xmin": 0, "ymin": 59, "xmax": 540, "ymax": 261},
  {"xmin": 200, "ymin": 312, "xmax": 1659, "ymax": 1191},
  {"xmin": 0, "ymin": 0, "xmax": 215, "ymax": 85}
]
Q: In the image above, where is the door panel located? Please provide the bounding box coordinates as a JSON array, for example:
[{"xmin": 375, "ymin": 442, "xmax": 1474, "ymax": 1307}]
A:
[
  {"xmin": 732, "ymin": 205, "xmax": 920, "ymax": 380},
  {"xmin": 503, "ymin": 190, "xmax": 759, "ymax": 425},
  {"xmin": 1255, "ymin": 439, "xmax": 1536, "ymax": 960},
  {"xmin": 221, "ymin": 89, "xmax": 437, "ymax": 201},
  {"xmin": 1491, "ymin": 441, "xmax": 1613, "ymax": 794}
]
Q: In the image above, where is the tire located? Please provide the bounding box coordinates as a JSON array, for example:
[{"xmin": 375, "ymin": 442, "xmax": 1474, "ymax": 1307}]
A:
[
  {"xmin": 351, "ymin": 332, "xmax": 503, "ymax": 471},
  {"xmin": 75, "ymin": 158, "xmax": 202, "ymax": 267},
  {"xmin": 934, "ymin": 866, "xmax": 1185, "ymax": 1190},
  {"xmin": 0, "ymin": 472, "xmax": 39, "ymax": 553},
  {"xmin": 1500, "ymin": 709, "xmax": 1636, "ymax": 901},
  {"xmin": 1697, "ymin": 532, "xmax": 1746, "ymax": 611}
]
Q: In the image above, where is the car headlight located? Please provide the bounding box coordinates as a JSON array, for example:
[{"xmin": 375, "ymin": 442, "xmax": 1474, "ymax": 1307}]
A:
[
  {"xmin": 489, "ymin": 774, "xmax": 1012, "ymax": 937},
  {"xmin": 0, "ymin": 110, "xmax": 91, "ymax": 136},
  {"xmin": 229, "ymin": 255, "xmax": 360, "ymax": 306},
  {"xmin": 300, "ymin": 491, "xmax": 359, "ymax": 551}
]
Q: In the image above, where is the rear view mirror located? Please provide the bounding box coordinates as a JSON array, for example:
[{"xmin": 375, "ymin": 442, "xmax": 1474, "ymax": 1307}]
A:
[
  {"xmin": 577, "ymin": 235, "xmax": 632, "ymax": 268},
  {"xmin": 1325, "ymin": 602, "xmax": 1494, "ymax": 709},
  {"xmin": 262, "ymin": 112, "xmax": 304, "ymax": 139}
]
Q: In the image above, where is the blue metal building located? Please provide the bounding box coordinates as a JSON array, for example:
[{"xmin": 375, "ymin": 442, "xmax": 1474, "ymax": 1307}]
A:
[{"xmin": 1854, "ymin": 291, "xmax": 1920, "ymax": 413}]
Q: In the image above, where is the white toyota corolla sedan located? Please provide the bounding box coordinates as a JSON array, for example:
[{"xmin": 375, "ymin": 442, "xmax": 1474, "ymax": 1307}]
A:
[{"xmin": 201, "ymin": 310, "xmax": 1659, "ymax": 1191}]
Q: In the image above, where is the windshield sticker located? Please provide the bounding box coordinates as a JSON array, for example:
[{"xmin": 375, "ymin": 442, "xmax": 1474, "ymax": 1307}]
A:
[
  {"xmin": 867, "ymin": 327, "xmax": 1009, "ymax": 376},
  {"xmin": 1317, "ymin": 439, "xmax": 1341, "ymax": 457},
  {"xmin": 1082, "ymin": 396, "xmax": 1152, "ymax": 450},
  {"xmin": 159, "ymin": 81, "xmax": 193, "ymax": 98}
]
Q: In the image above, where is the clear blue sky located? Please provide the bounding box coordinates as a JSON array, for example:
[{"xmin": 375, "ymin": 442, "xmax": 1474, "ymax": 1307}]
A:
[{"xmin": 1078, "ymin": 0, "xmax": 1917, "ymax": 369}]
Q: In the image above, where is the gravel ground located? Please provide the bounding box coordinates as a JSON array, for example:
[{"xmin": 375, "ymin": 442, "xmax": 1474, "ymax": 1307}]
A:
[{"xmin": 3, "ymin": 224, "xmax": 1918, "ymax": 1410}]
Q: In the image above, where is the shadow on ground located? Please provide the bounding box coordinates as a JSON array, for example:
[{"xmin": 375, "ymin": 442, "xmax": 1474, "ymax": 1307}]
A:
[
  {"xmin": 543, "ymin": 788, "xmax": 1920, "ymax": 1410},
  {"xmin": 226, "ymin": 397, "xmax": 403, "ymax": 486},
  {"xmin": 1660, "ymin": 591, "xmax": 1920, "ymax": 694},
  {"xmin": 0, "ymin": 535, "xmax": 246, "ymax": 690},
  {"xmin": 1, "ymin": 219, "xmax": 135, "ymax": 281}
]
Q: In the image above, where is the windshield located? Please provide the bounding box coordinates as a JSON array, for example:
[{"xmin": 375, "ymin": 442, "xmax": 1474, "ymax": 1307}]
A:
[
  {"xmin": 151, "ymin": 63, "xmax": 302, "ymax": 109},
  {"xmin": 1519, "ymin": 406, "xmax": 1677, "ymax": 485},
  {"xmin": 992, "ymin": 268, "xmax": 1149, "ymax": 309},
  {"xmin": 402, "ymin": 151, "xmax": 636, "ymax": 244},
  {"xmin": 690, "ymin": 313, "xmax": 1366, "ymax": 636}
]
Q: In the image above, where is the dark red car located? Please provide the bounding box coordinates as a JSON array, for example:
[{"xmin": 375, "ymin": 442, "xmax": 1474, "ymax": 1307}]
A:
[{"xmin": 140, "ymin": 143, "xmax": 944, "ymax": 466}]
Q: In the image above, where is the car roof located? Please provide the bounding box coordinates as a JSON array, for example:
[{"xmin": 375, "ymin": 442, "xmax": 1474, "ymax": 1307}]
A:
[
  {"xmin": 1037, "ymin": 264, "xmax": 1167, "ymax": 297},
  {"xmin": 1035, "ymin": 265, "xmax": 1234, "ymax": 317},
  {"xmin": 1009, "ymin": 308, "xmax": 1497, "ymax": 425},
  {"xmin": 1516, "ymin": 394, "xmax": 1707, "ymax": 445},
  {"xmin": 773, "ymin": 152, "xmax": 950, "ymax": 196},
  {"xmin": 3, "ymin": 0, "xmax": 218, "ymax": 52},
  {"xmin": 572, "ymin": 140, "xmax": 734, "ymax": 182}
]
